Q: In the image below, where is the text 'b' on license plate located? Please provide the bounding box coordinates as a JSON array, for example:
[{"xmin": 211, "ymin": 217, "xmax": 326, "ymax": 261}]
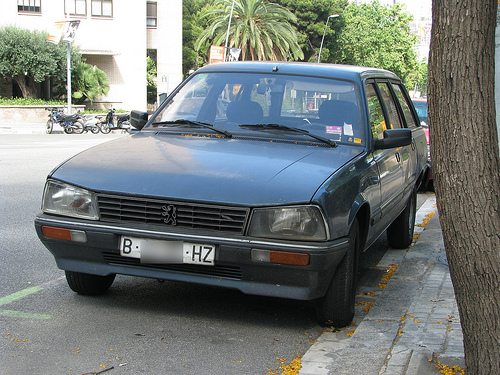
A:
[{"xmin": 120, "ymin": 236, "xmax": 215, "ymax": 266}]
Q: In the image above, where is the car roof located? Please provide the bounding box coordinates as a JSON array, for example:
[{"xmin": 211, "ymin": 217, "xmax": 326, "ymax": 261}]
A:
[{"xmin": 195, "ymin": 61, "xmax": 400, "ymax": 82}]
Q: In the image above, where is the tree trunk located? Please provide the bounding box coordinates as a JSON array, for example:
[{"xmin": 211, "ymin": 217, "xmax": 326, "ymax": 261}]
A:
[
  {"xmin": 13, "ymin": 74, "xmax": 38, "ymax": 99},
  {"xmin": 428, "ymin": 0, "xmax": 500, "ymax": 373}
]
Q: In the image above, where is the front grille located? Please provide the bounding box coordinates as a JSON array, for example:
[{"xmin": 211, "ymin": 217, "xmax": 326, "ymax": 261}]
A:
[
  {"xmin": 97, "ymin": 194, "xmax": 249, "ymax": 234},
  {"xmin": 102, "ymin": 252, "xmax": 243, "ymax": 279}
]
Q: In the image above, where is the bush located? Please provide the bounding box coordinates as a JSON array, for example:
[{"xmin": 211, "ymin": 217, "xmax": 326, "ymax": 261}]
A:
[{"xmin": 0, "ymin": 97, "xmax": 66, "ymax": 106}]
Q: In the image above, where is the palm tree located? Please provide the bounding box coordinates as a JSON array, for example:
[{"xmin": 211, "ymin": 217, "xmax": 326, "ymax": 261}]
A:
[{"xmin": 195, "ymin": 0, "xmax": 304, "ymax": 61}]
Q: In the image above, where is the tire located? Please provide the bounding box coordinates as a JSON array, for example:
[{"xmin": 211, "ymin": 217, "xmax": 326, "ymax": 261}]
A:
[
  {"xmin": 46, "ymin": 120, "xmax": 54, "ymax": 134},
  {"xmin": 387, "ymin": 190, "xmax": 417, "ymax": 249},
  {"xmin": 65, "ymin": 271, "xmax": 115, "ymax": 295},
  {"xmin": 72, "ymin": 120, "xmax": 84, "ymax": 134},
  {"xmin": 316, "ymin": 218, "xmax": 359, "ymax": 327},
  {"xmin": 64, "ymin": 126, "xmax": 73, "ymax": 134},
  {"xmin": 91, "ymin": 126, "xmax": 100, "ymax": 134},
  {"xmin": 100, "ymin": 123, "xmax": 111, "ymax": 134}
]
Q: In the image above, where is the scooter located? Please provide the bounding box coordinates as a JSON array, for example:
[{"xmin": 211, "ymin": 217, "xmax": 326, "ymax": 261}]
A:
[
  {"xmin": 99, "ymin": 108, "xmax": 131, "ymax": 134},
  {"xmin": 81, "ymin": 113, "xmax": 102, "ymax": 134},
  {"xmin": 45, "ymin": 107, "xmax": 84, "ymax": 134}
]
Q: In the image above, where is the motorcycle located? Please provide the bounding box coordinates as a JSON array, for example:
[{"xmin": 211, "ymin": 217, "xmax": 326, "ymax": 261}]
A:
[
  {"xmin": 99, "ymin": 108, "xmax": 131, "ymax": 134},
  {"xmin": 80, "ymin": 113, "xmax": 103, "ymax": 134},
  {"xmin": 45, "ymin": 107, "xmax": 84, "ymax": 134}
]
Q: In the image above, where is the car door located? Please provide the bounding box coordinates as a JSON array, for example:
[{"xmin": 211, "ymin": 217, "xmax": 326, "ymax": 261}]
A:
[
  {"xmin": 365, "ymin": 81, "xmax": 405, "ymax": 231},
  {"xmin": 390, "ymin": 82, "xmax": 425, "ymax": 197}
]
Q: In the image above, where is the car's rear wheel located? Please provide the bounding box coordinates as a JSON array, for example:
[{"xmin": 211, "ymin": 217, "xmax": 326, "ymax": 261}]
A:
[
  {"xmin": 65, "ymin": 271, "xmax": 115, "ymax": 295},
  {"xmin": 316, "ymin": 218, "xmax": 359, "ymax": 327},
  {"xmin": 387, "ymin": 190, "xmax": 416, "ymax": 249}
]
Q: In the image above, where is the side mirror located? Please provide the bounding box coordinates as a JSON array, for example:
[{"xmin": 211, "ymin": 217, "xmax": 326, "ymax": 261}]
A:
[
  {"xmin": 130, "ymin": 110, "xmax": 149, "ymax": 130},
  {"xmin": 373, "ymin": 128, "xmax": 412, "ymax": 150}
]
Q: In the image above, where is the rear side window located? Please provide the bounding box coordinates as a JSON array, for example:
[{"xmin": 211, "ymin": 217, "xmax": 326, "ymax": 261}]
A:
[
  {"xmin": 366, "ymin": 83, "xmax": 387, "ymax": 141},
  {"xmin": 377, "ymin": 83, "xmax": 402, "ymax": 130},
  {"xmin": 391, "ymin": 83, "xmax": 418, "ymax": 128}
]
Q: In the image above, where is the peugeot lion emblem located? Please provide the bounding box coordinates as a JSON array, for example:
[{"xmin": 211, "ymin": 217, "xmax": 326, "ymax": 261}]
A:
[{"xmin": 161, "ymin": 205, "xmax": 177, "ymax": 226}]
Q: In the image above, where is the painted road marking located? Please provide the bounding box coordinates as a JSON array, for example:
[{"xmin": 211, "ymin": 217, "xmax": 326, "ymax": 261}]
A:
[{"xmin": 0, "ymin": 286, "xmax": 51, "ymax": 319}]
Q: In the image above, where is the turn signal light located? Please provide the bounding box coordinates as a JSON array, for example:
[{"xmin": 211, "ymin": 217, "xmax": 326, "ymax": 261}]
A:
[
  {"xmin": 41, "ymin": 226, "xmax": 87, "ymax": 243},
  {"xmin": 251, "ymin": 249, "xmax": 310, "ymax": 266}
]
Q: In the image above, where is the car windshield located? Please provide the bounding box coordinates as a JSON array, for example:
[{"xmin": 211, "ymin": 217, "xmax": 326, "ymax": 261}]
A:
[{"xmin": 148, "ymin": 72, "xmax": 364, "ymax": 146}]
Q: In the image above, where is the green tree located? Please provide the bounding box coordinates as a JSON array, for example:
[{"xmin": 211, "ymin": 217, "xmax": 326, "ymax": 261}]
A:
[
  {"xmin": 0, "ymin": 26, "xmax": 80, "ymax": 99},
  {"xmin": 195, "ymin": 0, "xmax": 304, "ymax": 61},
  {"xmin": 183, "ymin": 0, "xmax": 215, "ymax": 75},
  {"xmin": 274, "ymin": 0, "xmax": 347, "ymax": 63},
  {"xmin": 147, "ymin": 56, "xmax": 157, "ymax": 104},
  {"xmin": 336, "ymin": 1, "xmax": 418, "ymax": 85},
  {"xmin": 72, "ymin": 62, "xmax": 109, "ymax": 104}
]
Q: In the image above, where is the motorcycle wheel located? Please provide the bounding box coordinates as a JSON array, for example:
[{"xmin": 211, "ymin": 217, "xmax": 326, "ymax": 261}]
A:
[
  {"xmin": 91, "ymin": 126, "xmax": 100, "ymax": 134},
  {"xmin": 72, "ymin": 120, "xmax": 84, "ymax": 134},
  {"xmin": 100, "ymin": 123, "xmax": 111, "ymax": 134},
  {"xmin": 64, "ymin": 126, "xmax": 73, "ymax": 134},
  {"xmin": 46, "ymin": 120, "xmax": 53, "ymax": 134}
]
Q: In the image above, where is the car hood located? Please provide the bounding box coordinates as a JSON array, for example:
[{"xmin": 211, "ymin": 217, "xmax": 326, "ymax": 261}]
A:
[{"xmin": 50, "ymin": 133, "xmax": 363, "ymax": 206}]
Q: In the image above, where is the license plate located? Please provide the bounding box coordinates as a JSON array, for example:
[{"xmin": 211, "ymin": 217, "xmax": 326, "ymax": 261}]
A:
[{"xmin": 120, "ymin": 236, "xmax": 215, "ymax": 266}]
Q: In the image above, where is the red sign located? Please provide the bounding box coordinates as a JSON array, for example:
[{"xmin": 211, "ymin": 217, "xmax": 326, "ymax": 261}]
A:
[{"xmin": 209, "ymin": 46, "xmax": 225, "ymax": 64}]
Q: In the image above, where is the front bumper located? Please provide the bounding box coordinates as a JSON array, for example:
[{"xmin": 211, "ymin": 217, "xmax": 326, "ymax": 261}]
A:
[{"xmin": 35, "ymin": 214, "xmax": 349, "ymax": 300}]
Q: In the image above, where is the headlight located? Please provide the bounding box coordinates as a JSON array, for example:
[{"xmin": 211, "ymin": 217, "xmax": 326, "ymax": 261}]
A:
[
  {"xmin": 42, "ymin": 181, "xmax": 99, "ymax": 220},
  {"xmin": 248, "ymin": 205, "xmax": 328, "ymax": 241}
]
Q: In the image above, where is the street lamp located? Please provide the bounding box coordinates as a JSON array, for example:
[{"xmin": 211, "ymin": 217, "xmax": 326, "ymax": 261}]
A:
[
  {"xmin": 223, "ymin": 0, "xmax": 236, "ymax": 62},
  {"xmin": 318, "ymin": 14, "xmax": 339, "ymax": 63}
]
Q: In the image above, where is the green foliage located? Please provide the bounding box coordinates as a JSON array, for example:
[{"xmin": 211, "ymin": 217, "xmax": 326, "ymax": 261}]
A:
[
  {"xmin": 147, "ymin": 56, "xmax": 157, "ymax": 104},
  {"xmin": 72, "ymin": 62, "xmax": 109, "ymax": 104},
  {"xmin": 274, "ymin": 0, "xmax": 347, "ymax": 62},
  {"xmin": 194, "ymin": 0, "xmax": 304, "ymax": 61},
  {"xmin": 0, "ymin": 26, "xmax": 81, "ymax": 98},
  {"xmin": 336, "ymin": 1, "xmax": 418, "ymax": 85},
  {"xmin": 407, "ymin": 61, "xmax": 428, "ymax": 96},
  {"xmin": 0, "ymin": 96, "xmax": 65, "ymax": 106},
  {"xmin": 183, "ymin": 0, "xmax": 215, "ymax": 75}
]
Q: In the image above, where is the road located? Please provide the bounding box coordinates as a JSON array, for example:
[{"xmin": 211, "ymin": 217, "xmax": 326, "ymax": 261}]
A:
[{"xmin": 0, "ymin": 133, "xmax": 433, "ymax": 374}]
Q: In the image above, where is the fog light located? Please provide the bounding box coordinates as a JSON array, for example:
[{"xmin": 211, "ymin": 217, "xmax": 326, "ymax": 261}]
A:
[{"xmin": 41, "ymin": 226, "xmax": 87, "ymax": 243}]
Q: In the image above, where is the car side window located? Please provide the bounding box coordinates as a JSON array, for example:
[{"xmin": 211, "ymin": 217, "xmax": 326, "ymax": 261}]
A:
[
  {"xmin": 391, "ymin": 83, "xmax": 418, "ymax": 128},
  {"xmin": 366, "ymin": 83, "xmax": 387, "ymax": 141},
  {"xmin": 377, "ymin": 83, "xmax": 402, "ymax": 130}
]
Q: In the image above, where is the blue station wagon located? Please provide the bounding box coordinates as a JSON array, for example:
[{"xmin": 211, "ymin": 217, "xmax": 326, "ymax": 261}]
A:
[{"xmin": 35, "ymin": 62, "xmax": 427, "ymax": 327}]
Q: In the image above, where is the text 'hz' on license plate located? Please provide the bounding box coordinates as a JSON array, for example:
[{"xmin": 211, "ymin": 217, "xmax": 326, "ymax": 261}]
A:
[{"xmin": 120, "ymin": 237, "xmax": 215, "ymax": 266}]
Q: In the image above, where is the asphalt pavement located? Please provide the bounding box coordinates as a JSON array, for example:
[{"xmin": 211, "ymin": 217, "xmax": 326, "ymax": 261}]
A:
[{"xmin": 2, "ymin": 122, "xmax": 465, "ymax": 374}]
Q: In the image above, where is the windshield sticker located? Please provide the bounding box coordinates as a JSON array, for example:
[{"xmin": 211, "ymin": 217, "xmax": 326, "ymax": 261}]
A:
[
  {"xmin": 344, "ymin": 123, "xmax": 354, "ymax": 136},
  {"xmin": 326, "ymin": 126, "xmax": 342, "ymax": 135}
]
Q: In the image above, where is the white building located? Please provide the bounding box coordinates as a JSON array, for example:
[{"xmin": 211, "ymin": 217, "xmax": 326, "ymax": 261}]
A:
[{"xmin": 0, "ymin": 0, "xmax": 183, "ymax": 111}]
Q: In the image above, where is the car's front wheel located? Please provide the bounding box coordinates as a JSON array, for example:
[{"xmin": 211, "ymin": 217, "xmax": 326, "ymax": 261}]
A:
[
  {"xmin": 387, "ymin": 190, "xmax": 417, "ymax": 249},
  {"xmin": 316, "ymin": 218, "xmax": 359, "ymax": 327},
  {"xmin": 65, "ymin": 271, "xmax": 115, "ymax": 295}
]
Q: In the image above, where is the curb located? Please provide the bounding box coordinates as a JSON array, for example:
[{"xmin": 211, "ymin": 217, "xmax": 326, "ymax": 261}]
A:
[{"xmin": 299, "ymin": 196, "xmax": 464, "ymax": 375}]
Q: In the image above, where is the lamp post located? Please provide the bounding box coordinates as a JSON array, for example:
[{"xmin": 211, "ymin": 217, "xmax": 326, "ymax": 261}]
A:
[
  {"xmin": 224, "ymin": 0, "xmax": 236, "ymax": 62},
  {"xmin": 318, "ymin": 14, "xmax": 339, "ymax": 63}
]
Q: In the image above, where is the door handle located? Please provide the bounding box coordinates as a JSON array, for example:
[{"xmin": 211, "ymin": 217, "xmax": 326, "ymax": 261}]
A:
[{"xmin": 395, "ymin": 152, "xmax": 401, "ymax": 163}]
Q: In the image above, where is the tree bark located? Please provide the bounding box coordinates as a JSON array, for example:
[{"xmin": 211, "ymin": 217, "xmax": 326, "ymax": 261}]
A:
[
  {"xmin": 428, "ymin": 0, "xmax": 500, "ymax": 373},
  {"xmin": 13, "ymin": 74, "xmax": 38, "ymax": 99}
]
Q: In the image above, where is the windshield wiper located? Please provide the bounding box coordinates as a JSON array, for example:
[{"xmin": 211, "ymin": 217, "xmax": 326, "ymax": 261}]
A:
[
  {"xmin": 152, "ymin": 119, "xmax": 232, "ymax": 138},
  {"xmin": 240, "ymin": 124, "xmax": 337, "ymax": 148}
]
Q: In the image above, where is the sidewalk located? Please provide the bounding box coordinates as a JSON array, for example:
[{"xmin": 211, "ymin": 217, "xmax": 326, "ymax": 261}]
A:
[
  {"xmin": 0, "ymin": 122, "xmax": 47, "ymax": 134},
  {"xmin": 300, "ymin": 196, "xmax": 465, "ymax": 375}
]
